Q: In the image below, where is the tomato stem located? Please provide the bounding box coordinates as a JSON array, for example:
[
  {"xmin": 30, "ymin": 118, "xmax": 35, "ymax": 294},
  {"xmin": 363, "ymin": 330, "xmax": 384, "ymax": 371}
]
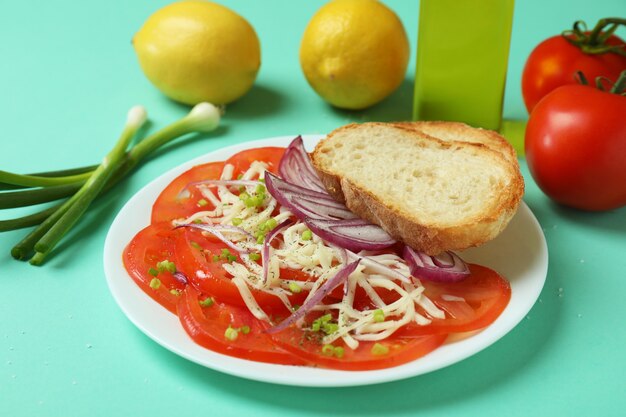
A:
[
  {"xmin": 610, "ymin": 70, "xmax": 626, "ymax": 95},
  {"xmin": 563, "ymin": 17, "xmax": 626, "ymax": 56}
]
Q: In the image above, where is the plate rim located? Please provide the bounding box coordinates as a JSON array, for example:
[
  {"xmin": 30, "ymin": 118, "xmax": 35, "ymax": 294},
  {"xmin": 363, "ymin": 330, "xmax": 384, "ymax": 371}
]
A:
[{"xmin": 103, "ymin": 134, "xmax": 548, "ymax": 387}]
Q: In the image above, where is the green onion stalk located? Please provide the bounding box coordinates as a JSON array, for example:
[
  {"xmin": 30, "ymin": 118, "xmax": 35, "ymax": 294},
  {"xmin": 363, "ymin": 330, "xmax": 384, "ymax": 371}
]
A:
[{"xmin": 3, "ymin": 102, "xmax": 221, "ymax": 265}]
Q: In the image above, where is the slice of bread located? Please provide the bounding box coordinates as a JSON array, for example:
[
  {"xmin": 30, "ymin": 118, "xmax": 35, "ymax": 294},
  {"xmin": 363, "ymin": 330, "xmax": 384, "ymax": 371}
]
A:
[{"xmin": 311, "ymin": 122, "xmax": 524, "ymax": 255}]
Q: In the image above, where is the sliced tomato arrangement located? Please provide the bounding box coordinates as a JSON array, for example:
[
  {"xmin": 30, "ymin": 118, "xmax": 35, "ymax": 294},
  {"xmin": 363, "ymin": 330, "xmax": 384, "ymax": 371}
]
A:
[
  {"xmin": 123, "ymin": 146, "xmax": 512, "ymax": 370},
  {"xmin": 123, "ymin": 222, "xmax": 186, "ymax": 314},
  {"xmin": 410, "ymin": 264, "xmax": 511, "ymax": 335},
  {"xmin": 152, "ymin": 161, "xmax": 225, "ymax": 224},
  {"xmin": 178, "ymin": 286, "xmax": 304, "ymax": 365}
]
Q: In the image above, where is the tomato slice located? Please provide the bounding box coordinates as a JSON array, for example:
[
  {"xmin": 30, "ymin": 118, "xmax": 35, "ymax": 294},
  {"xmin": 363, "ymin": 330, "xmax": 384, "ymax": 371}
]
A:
[
  {"xmin": 225, "ymin": 146, "xmax": 285, "ymax": 176},
  {"xmin": 269, "ymin": 323, "xmax": 447, "ymax": 371},
  {"xmin": 177, "ymin": 286, "xmax": 305, "ymax": 365},
  {"xmin": 123, "ymin": 223, "xmax": 186, "ymax": 314},
  {"xmin": 174, "ymin": 227, "xmax": 307, "ymax": 313},
  {"xmin": 151, "ymin": 161, "xmax": 225, "ymax": 224},
  {"xmin": 408, "ymin": 264, "xmax": 511, "ymax": 335}
]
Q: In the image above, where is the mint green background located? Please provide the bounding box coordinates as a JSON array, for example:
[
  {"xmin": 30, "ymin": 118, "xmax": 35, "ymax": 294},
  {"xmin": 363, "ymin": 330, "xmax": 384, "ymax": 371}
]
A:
[{"xmin": 1, "ymin": 1, "xmax": 625, "ymax": 416}]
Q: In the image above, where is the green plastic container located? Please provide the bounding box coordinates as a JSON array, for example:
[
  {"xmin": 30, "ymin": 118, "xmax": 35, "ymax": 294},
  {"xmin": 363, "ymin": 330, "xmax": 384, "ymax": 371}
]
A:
[{"xmin": 413, "ymin": 0, "xmax": 515, "ymax": 131}]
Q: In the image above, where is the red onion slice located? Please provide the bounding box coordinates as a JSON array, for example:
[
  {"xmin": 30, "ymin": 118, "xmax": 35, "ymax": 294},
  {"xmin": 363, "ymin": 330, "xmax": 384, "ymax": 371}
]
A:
[
  {"xmin": 265, "ymin": 260, "xmax": 360, "ymax": 334},
  {"xmin": 261, "ymin": 218, "xmax": 296, "ymax": 284},
  {"xmin": 305, "ymin": 218, "xmax": 396, "ymax": 252},
  {"xmin": 173, "ymin": 271, "xmax": 188, "ymax": 285},
  {"xmin": 175, "ymin": 223, "xmax": 254, "ymax": 254},
  {"xmin": 403, "ymin": 246, "xmax": 470, "ymax": 283},
  {"xmin": 279, "ymin": 136, "xmax": 327, "ymax": 193},
  {"xmin": 265, "ymin": 173, "xmax": 357, "ymax": 220}
]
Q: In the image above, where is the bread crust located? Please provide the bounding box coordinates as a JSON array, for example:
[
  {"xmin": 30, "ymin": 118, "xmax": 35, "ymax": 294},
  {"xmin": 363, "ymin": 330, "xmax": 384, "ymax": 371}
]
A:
[{"xmin": 312, "ymin": 122, "xmax": 524, "ymax": 255}]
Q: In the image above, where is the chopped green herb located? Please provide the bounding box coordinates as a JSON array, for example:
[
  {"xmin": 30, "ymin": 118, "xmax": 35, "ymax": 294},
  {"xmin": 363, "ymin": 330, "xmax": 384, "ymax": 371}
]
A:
[
  {"xmin": 199, "ymin": 297, "xmax": 214, "ymax": 307},
  {"xmin": 231, "ymin": 217, "xmax": 243, "ymax": 226},
  {"xmin": 265, "ymin": 218, "xmax": 278, "ymax": 230},
  {"xmin": 288, "ymin": 282, "xmax": 302, "ymax": 294},
  {"xmin": 224, "ymin": 326, "xmax": 238, "ymax": 341},
  {"xmin": 240, "ymin": 325, "xmax": 251, "ymax": 335},
  {"xmin": 193, "ymin": 218, "xmax": 203, "ymax": 224},
  {"xmin": 333, "ymin": 346, "xmax": 345, "ymax": 358},
  {"xmin": 323, "ymin": 322, "xmax": 338, "ymax": 335},
  {"xmin": 148, "ymin": 267, "xmax": 158, "ymax": 277},
  {"xmin": 197, "ymin": 198, "xmax": 208, "ymax": 207},
  {"xmin": 226, "ymin": 254, "xmax": 237, "ymax": 262},
  {"xmin": 236, "ymin": 174, "xmax": 243, "ymax": 180},
  {"xmin": 149, "ymin": 278, "xmax": 161, "ymax": 290},
  {"xmin": 255, "ymin": 184, "xmax": 266, "ymax": 194},
  {"xmin": 212, "ymin": 255, "xmax": 220, "ymax": 262},
  {"xmin": 311, "ymin": 320, "xmax": 321, "ymax": 332},
  {"xmin": 239, "ymin": 191, "xmax": 251, "ymax": 201},
  {"xmin": 311, "ymin": 314, "xmax": 337, "ymax": 334},
  {"xmin": 373, "ymin": 309, "xmax": 385, "ymax": 323},
  {"xmin": 321, "ymin": 344, "xmax": 335, "ymax": 356},
  {"xmin": 221, "ymin": 248, "xmax": 231, "ymax": 257},
  {"xmin": 371, "ymin": 343, "xmax": 389, "ymax": 356},
  {"xmin": 190, "ymin": 241, "xmax": 202, "ymax": 250},
  {"xmin": 169, "ymin": 289, "xmax": 181, "ymax": 296},
  {"xmin": 249, "ymin": 253, "xmax": 261, "ymax": 261},
  {"xmin": 301, "ymin": 229, "xmax": 313, "ymax": 241},
  {"xmin": 256, "ymin": 235, "xmax": 265, "ymax": 244},
  {"xmin": 157, "ymin": 260, "xmax": 176, "ymax": 274},
  {"xmin": 258, "ymin": 178, "xmax": 265, "ymax": 183}
]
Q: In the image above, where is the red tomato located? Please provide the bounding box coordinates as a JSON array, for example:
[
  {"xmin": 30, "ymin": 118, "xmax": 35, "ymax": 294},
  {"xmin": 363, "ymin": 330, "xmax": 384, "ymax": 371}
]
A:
[
  {"xmin": 525, "ymin": 83, "xmax": 626, "ymax": 211},
  {"xmin": 178, "ymin": 286, "xmax": 305, "ymax": 365},
  {"xmin": 123, "ymin": 223, "xmax": 186, "ymax": 313},
  {"xmin": 152, "ymin": 161, "xmax": 225, "ymax": 224},
  {"xmin": 409, "ymin": 264, "xmax": 511, "ymax": 335},
  {"xmin": 269, "ymin": 320, "xmax": 447, "ymax": 371},
  {"xmin": 522, "ymin": 33, "xmax": 626, "ymax": 113}
]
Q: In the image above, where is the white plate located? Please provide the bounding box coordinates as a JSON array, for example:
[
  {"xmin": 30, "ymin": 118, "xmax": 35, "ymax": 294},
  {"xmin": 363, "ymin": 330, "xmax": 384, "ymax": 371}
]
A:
[{"xmin": 103, "ymin": 135, "xmax": 548, "ymax": 387}]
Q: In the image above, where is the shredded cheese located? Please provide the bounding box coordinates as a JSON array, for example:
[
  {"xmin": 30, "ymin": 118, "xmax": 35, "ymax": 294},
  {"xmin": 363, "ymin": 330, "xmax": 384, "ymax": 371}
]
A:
[{"xmin": 177, "ymin": 161, "xmax": 448, "ymax": 350}]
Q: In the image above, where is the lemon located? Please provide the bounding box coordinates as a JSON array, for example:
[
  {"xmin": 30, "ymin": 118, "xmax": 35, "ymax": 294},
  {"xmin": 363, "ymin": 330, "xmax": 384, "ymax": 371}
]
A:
[
  {"xmin": 133, "ymin": 1, "xmax": 260, "ymax": 105},
  {"xmin": 300, "ymin": 0, "xmax": 409, "ymax": 110}
]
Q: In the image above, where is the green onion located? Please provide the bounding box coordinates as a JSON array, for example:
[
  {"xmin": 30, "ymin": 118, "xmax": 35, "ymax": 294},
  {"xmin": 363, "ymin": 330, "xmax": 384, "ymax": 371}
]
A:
[
  {"xmin": 149, "ymin": 278, "xmax": 161, "ymax": 290},
  {"xmin": 301, "ymin": 229, "xmax": 313, "ymax": 241},
  {"xmin": 148, "ymin": 268, "xmax": 159, "ymax": 277},
  {"xmin": 333, "ymin": 346, "xmax": 345, "ymax": 358},
  {"xmin": 190, "ymin": 241, "xmax": 202, "ymax": 250},
  {"xmin": 231, "ymin": 218, "xmax": 243, "ymax": 226},
  {"xmin": 371, "ymin": 343, "xmax": 389, "ymax": 356},
  {"xmin": 224, "ymin": 327, "xmax": 238, "ymax": 341},
  {"xmin": 240, "ymin": 325, "xmax": 251, "ymax": 335},
  {"xmin": 157, "ymin": 260, "xmax": 176, "ymax": 274},
  {"xmin": 373, "ymin": 309, "xmax": 385, "ymax": 323},
  {"xmin": 249, "ymin": 253, "xmax": 261, "ymax": 261},
  {"xmin": 321, "ymin": 344, "xmax": 335, "ymax": 356},
  {"xmin": 199, "ymin": 297, "xmax": 214, "ymax": 307},
  {"xmin": 170, "ymin": 289, "xmax": 181, "ymax": 296},
  {"xmin": 288, "ymin": 282, "xmax": 302, "ymax": 294},
  {"xmin": 0, "ymin": 204, "xmax": 60, "ymax": 233},
  {"xmin": 197, "ymin": 198, "xmax": 208, "ymax": 207},
  {"xmin": 265, "ymin": 218, "xmax": 278, "ymax": 230},
  {"xmin": 0, "ymin": 182, "xmax": 82, "ymax": 210},
  {"xmin": 3, "ymin": 102, "xmax": 221, "ymax": 264}
]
